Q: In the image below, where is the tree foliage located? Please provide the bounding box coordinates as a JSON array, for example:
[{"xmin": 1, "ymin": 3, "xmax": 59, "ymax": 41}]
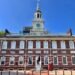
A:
[
  {"xmin": 0, "ymin": 31, "xmax": 5, "ymax": 36},
  {"xmin": 0, "ymin": 29, "xmax": 10, "ymax": 37}
]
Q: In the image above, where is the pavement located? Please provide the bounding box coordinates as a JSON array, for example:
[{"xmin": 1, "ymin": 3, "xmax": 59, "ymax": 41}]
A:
[{"xmin": 0, "ymin": 70, "xmax": 75, "ymax": 75}]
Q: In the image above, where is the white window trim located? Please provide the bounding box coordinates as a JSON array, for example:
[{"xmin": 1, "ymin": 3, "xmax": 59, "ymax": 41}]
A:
[
  {"xmin": 0, "ymin": 56, "xmax": 6, "ymax": 65},
  {"xmin": 28, "ymin": 41, "xmax": 33, "ymax": 49},
  {"xmin": 9, "ymin": 56, "xmax": 15, "ymax": 65},
  {"xmin": 2, "ymin": 41, "xmax": 8, "ymax": 49},
  {"xmin": 44, "ymin": 51, "xmax": 48, "ymax": 54},
  {"xmin": 62, "ymin": 56, "xmax": 68, "ymax": 65},
  {"xmin": 1, "ymin": 61, "xmax": 5, "ymax": 65},
  {"xmin": 35, "ymin": 56, "xmax": 41, "ymax": 66},
  {"xmin": 69, "ymin": 41, "xmax": 75, "ymax": 49},
  {"xmin": 1, "ymin": 51, "xmax": 6, "ymax": 54},
  {"xmin": 19, "ymin": 41, "xmax": 25, "ymax": 49},
  {"xmin": 28, "ymin": 56, "xmax": 33, "ymax": 65},
  {"xmin": 18, "ymin": 56, "xmax": 24, "ymax": 65},
  {"xmin": 43, "ymin": 41, "xmax": 48, "ymax": 49},
  {"xmin": 19, "ymin": 51, "xmax": 24, "ymax": 54},
  {"xmin": 53, "ymin": 51, "xmax": 57, "ymax": 53},
  {"xmin": 71, "ymin": 56, "xmax": 75, "ymax": 65},
  {"xmin": 28, "ymin": 51, "xmax": 33, "ymax": 53},
  {"xmin": 70, "ymin": 51, "xmax": 75, "ymax": 54},
  {"xmin": 44, "ymin": 56, "xmax": 49, "ymax": 65},
  {"xmin": 10, "ymin": 51, "xmax": 15, "ymax": 54},
  {"xmin": 11, "ymin": 41, "xmax": 16, "ymax": 49},
  {"xmin": 36, "ymin": 51, "xmax": 41, "ymax": 53},
  {"xmin": 36, "ymin": 41, "xmax": 41, "ymax": 49},
  {"xmin": 60, "ymin": 41, "xmax": 66, "ymax": 49},
  {"xmin": 52, "ymin": 41, "xmax": 57, "ymax": 49},
  {"xmin": 53, "ymin": 56, "xmax": 58, "ymax": 65}
]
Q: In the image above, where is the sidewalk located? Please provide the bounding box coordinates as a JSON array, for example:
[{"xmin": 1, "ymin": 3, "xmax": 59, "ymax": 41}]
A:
[{"xmin": 0, "ymin": 70, "xmax": 75, "ymax": 75}]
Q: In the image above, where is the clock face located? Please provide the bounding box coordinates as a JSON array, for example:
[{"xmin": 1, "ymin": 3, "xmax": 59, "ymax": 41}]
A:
[{"xmin": 36, "ymin": 23, "xmax": 40, "ymax": 28}]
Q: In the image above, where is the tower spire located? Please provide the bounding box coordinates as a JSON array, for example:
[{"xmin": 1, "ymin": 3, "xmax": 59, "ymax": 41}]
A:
[{"xmin": 37, "ymin": 0, "xmax": 40, "ymax": 10}]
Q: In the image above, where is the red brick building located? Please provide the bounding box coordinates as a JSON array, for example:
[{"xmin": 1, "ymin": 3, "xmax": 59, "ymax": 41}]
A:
[{"xmin": 0, "ymin": 2, "xmax": 75, "ymax": 71}]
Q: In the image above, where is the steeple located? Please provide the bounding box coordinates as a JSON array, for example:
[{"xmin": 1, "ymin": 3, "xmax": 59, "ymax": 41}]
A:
[
  {"xmin": 36, "ymin": 0, "xmax": 40, "ymax": 10},
  {"xmin": 34, "ymin": 0, "xmax": 42, "ymax": 19},
  {"xmin": 31, "ymin": 0, "xmax": 45, "ymax": 34}
]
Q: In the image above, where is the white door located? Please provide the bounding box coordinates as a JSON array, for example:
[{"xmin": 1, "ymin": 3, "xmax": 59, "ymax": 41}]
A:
[{"xmin": 35, "ymin": 56, "xmax": 41, "ymax": 71}]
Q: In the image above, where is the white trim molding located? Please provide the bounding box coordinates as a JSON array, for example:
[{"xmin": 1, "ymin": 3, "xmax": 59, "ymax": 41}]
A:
[
  {"xmin": 28, "ymin": 56, "xmax": 33, "ymax": 65},
  {"xmin": 53, "ymin": 56, "xmax": 58, "ymax": 65},
  {"xmin": 18, "ymin": 56, "xmax": 24, "ymax": 65},
  {"xmin": 9, "ymin": 56, "xmax": 15, "ymax": 65},
  {"xmin": 52, "ymin": 41, "xmax": 57, "ymax": 49},
  {"xmin": 71, "ymin": 55, "xmax": 75, "ymax": 65},
  {"xmin": 62, "ymin": 56, "xmax": 68, "ymax": 65},
  {"xmin": 44, "ymin": 55, "xmax": 49, "ymax": 65}
]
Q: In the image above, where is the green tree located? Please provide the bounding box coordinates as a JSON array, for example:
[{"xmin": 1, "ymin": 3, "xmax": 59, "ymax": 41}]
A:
[{"xmin": 0, "ymin": 31, "xmax": 5, "ymax": 36}]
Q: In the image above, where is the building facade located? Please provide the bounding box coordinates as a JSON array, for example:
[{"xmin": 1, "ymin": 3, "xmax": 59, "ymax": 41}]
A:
[{"xmin": 0, "ymin": 2, "xmax": 75, "ymax": 70}]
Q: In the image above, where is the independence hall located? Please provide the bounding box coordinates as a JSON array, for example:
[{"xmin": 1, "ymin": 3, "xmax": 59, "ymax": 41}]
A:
[{"xmin": 0, "ymin": 2, "xmax": 75, "ymax": 71}]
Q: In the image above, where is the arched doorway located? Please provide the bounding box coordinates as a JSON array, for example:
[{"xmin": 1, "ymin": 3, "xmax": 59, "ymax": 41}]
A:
[{"xmin": 35, "ymin": 56, "xmax": 41, "ymax": 71}]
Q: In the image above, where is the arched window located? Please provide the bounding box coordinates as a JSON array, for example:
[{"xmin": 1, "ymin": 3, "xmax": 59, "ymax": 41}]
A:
[
  {"xmin": 0, "ymin": 56, "xmax": 6, "ymax": 65},
  {"xmin": 9, "ymin": 56, "xmax": 15, "ymax": 65},
  {"xmin": 37, "ymin": 14, "xmax": 40, "ymax": 18},
  {"xmin": 18, "ymin": 56, "xmax": 24, "ymax": 65}
]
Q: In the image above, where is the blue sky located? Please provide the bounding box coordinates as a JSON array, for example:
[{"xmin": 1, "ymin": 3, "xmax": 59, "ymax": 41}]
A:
[{"xmin": 0, "ymin": 0, "xmax": 75, "ymax": 34}]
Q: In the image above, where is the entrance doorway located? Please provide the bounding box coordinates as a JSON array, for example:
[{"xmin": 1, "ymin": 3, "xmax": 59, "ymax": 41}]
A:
[{"xmin": 35, "ymin": 56, "xmax": 41, "ymax": 71}]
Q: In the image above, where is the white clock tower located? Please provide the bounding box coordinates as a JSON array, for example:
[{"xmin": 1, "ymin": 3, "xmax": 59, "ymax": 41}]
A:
[{"xmin": 30, "ymin": 0, "xmax": 48, "ymax": 36}]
